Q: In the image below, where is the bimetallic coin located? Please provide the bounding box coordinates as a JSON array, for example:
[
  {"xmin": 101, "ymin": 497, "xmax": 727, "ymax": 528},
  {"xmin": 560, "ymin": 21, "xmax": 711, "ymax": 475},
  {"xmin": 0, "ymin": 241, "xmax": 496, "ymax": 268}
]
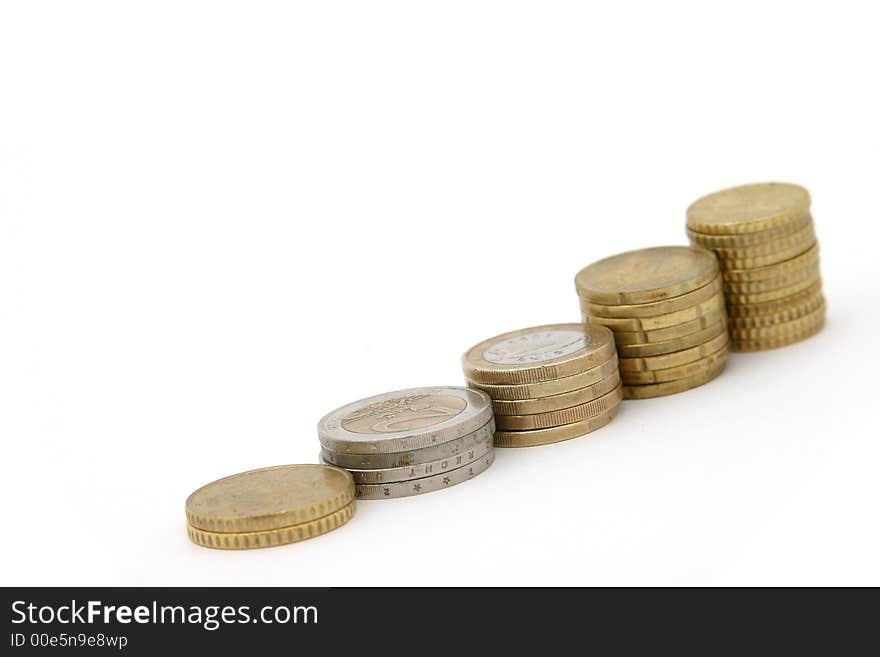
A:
[
  {"xmin": 709, "ymin": 222, "xmax": 816, "ymax": 258},
  {"xmin": 618, "ymin": 331, "xmax": 729, "ymax": 373},
  {"xmin": 575, "ymin": 246, "xmax": 718, "ymax": 305},
  {"xmin": 494, "ymin": 384, "xmax": 622, "ymax": 431},
  {"xmin": 582, "ymin": 276, "xmax": 722, "ymax": 319},
  {"xmin": 728, "ymin": 292, "xmax": 825, "ymax": 329},
  {"xmin": 622, "ymin": 360, "xmax": 726, "ymax": 400},
  {"xmin": 686, "ymin": 212, "xmax": 813, "ymax": 247},
  {"xmin": 494, "ymin": 404, "xmax": 619, "ymax": 448},
  {"xmin": 728, "ymin": 302, "xmax": 826, "ymax": 341},
  {"xmin": 621, "ymin": 345, "xmax": 729, "ymax": 385},
  {"xmin": 187, "ymin": 502, "xmax": 355, "ymax": 550},
  {"xmin": 462, "ymin": 323, "xmax": 616, "ymax": 385},
  {"xmin": 468, "ymin": 355, "xmax": 619, "ymax": 401},
  {"xmin": 320, "ymin": 420, "xmax": 494, "ymax": 469},
  {"xmin": 611, "ymin": 307, "xmax": 726, "ymax": 346},
  {"xmin": 354, "ymin": 451, "xmax": 495, "ymax": 500},
  {"xmin": 614, "ymin": 320, "xmax": 727, "ymax": 358},
  {"xmin": 714, "ymin": 238, "xmax": 817, "ymax": 271},
  {"xmin": 721, "ymin": 243, "xmax": 819, "ymax": 282},
  {"xmin": 686, "ymin": 182, "xmax": 811, "ymax": 235},
  {"xmin": 586, "ymin": 293, "xmax": 725, "ymax": 332},
  {"xmin": 725, "ymin": 275, "xmax": 821, "ymax": 305},
  {"xmin": 185, "ymin": 464, "xmax": 355, "ymax": 533},
  {"xmin": 318, "ymin": 386, "xmax": 492, "ymax": 455},
  {"xmin": 488, "ymin": 371, "xmax": 620, "ymax": 415}
]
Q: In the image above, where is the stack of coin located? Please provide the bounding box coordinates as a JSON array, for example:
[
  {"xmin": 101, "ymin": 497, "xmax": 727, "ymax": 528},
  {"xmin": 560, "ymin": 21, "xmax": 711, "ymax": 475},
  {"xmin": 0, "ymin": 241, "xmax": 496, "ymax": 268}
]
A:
[
  {"xmin": 185, "ymin": 464, "xmax": 356, "ymax": 549},
  {"xmin": 575, "ymin": 246, "xmax": 729, "ymax": 399},
  {"xmin": 461, "ymin": 323, "xmax": 621, "ymax": 447},
  {"xmin": 686, "ymin": 182, "xmax": 826, "ymax": 351},
  {"xmin": 318, "ymin": 387, "xmax": 495, "ymax": 500}
]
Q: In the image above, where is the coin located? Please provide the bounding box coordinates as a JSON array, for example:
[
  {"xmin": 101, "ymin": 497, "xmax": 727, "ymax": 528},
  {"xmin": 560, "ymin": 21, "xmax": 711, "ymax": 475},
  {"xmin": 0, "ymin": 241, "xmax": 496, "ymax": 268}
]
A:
[
  {"xmin": 320, "ymin": 420, "xmax": 495, "ymax": 469},
  {"xmin": 582, "ymin": 276, "xmax": 722, "ymax": 318},
  {"xmin": 493, "ymin": 404, "xmax": 620, "ymax": 448},
  {"xmin": 615, "ymin": 320, "xmax": 727, "ymax": 358},
  {"xmin": 714, "ymin": 238, "xmax": 816, "ymax": 271},
  {"xmin": 725, "ymin": 280, "xmax": 823, "ymax": 318},
  {"xmin": 710, "ymin": 221, "xmax": 815, "ymax": 258},
  {"xmin": 468, "ymin": 355, "xmax": 619, "ymax": 400},
  {"xmin": 722, "ymin": 261, "xmax": 819, "ymax": 294},
  {"xmin": 621, "ymin": 344, "xmax": 729, "ymax": 385},
  {"xmin": 728, "ymin": 302, "xmax": 826, "ymax": 341},
  {"xmin": 727, "ymin": 292, "xmax": 825, "ymax": 329},
  {"xmin": 323, "ymin": 432, "xmax": 494, "ymax": 484},
  {"xmin": 722, "ymin": 243, "xmax": 820, "ymax": 282},
  {"xmin": 686, "ymin": 212, "xmax": 812, "ymax": 247},
  {"xmin": 318, "ymin": 386, "xmax": 492, "ymax": 455},
  {"xmin": 462, "ymin": 323, "xmax": 616, "ymax": 385},
  {"xmin": 488, "ymin": 371, "xmax": 620, "ymax": 415},
  {"xmin": 611, "ymin": 307, "xmax": 726, "ymax": 345},
  {"xmin": 353, "ymin": 451, "xmax": 495, "ymax": 500},
  {"xmin": 686, "ymin": 182, "xmax": 811, "ymax": 235},
  {"xmin": 575, "ymin": 246, "xmax": 718, "ymax": 305},
  {"xmin": 187, "ymin": 501, "xmax": 355, "ymax": 550},
  {"xmin": 622, "ymin": 359, "xmax": 726, "ymax": 399},
  {"xmin": 586, "ymin": 293, "xmax": 725, "ymax": 332},
  {"xmin": 185, "ymin": 464, "xmax": 355, "ymax": 533},
  {"xmin": 618, "ymin": 331, "xmax": 729, "ymax": 372},
  {"xmin": 494, "ymin": 384, "xmax": 623, "ymax": 431},
  {"xmin": 730, "ymin": 314, "xmax": 826, "ymax": 351},
  {"xmin": 724, "ymin": 274, "xmax": 820, "ymax": 305}
]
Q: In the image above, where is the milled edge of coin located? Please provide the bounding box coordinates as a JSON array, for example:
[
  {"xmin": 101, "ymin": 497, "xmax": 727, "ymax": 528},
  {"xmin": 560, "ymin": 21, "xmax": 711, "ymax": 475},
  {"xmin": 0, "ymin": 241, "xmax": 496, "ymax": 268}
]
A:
[
  {"xmin": 462, "ymin": 323, "xmax": 616, "ymax": 385},
  {"xmin": 320, "ymin": 419, "xmax": 495, "ymax": 469},
  {"xmin": 721, "ymin": 243, "xmax": 820, "ymax": 282},
  {"xmin": 685, "ymin": 182, "xmax": 811, "ymax": 235},
  {"xmin": 622, "ymin": 359, "xmax": 727, "ymax": 400},
  {"xmin": 489, "ymin": 370, "xmax": 621, "ymax": 415},
  {"xmin": 730, "ymin": 312, "xmax": 826, "ymax": 351},
  {"xmin": 611, "ymin": 307, "xmax": 726, "ymax": 346},
  {"xmin": 618, "ymin": 330, "xmax": 729, "ymax": 372},
  {"xmin": 728, "ymin": 293, "xmax": 825, "ymax": 329},
  {"xmin": 728, "ymin": 302, "xmax": 827, "ymax": 340},
  {"xmin": 724, "ymin": 274, "xmax": 821, "ymax": 305},
  {"xmin": 724, "ymin": 280, "xmax": 823, "ymax": 318},
  {"xmin": 581, "ymin": 276, "xmax": 723, "ymax": 318},
  {"xmin": 575, "ymin": 245, "xmax": 718, "ymax": 305},
  {"xmin": 353, "ymin": 451, "xmax": 495, "ymax": 500},
  {"xmin": 621, "ymin": 344, "xmax": 730, "ymax": 385},
  {"xmin": 586, "ymin": 292, "xmax": 725, "ymax": 332},
  {"xmin": 615, "ymin": 320, "xmax": 728, "ymax": 358},
  {"xmin": 186, "ymin": 501, "xmax": 356, "ymax": 550},
  {"xmin": 722, "ymin": 261, "xmax": 820, "ymax": 294},
  {"xmin": 467, "ymin": 354, "xmax": 619, "ymax": 401},
  {"xmin": 493, "ymin": 403, "xmax": 620, "ymax": 448},
  {"xmin": 494, "ymin": 384, "xmax": 623, "ymax": 431},
  {"xmin": 185, "ymin": 464, "xmax": 356, "ymax": 533},
  {"xmin": 715, "ymin": 238, "xmax": 817, "ymax": 271},
  {"xmin": 317, "ymin": 386, "xmax": 493, "ymax": 455},
  {"xmin": 686, "ymin": 212, "xmax": 812, "ymax": 247},
  {"xmin": 709, "ymin": 221, "xmax": 816, "ymax": 258}
]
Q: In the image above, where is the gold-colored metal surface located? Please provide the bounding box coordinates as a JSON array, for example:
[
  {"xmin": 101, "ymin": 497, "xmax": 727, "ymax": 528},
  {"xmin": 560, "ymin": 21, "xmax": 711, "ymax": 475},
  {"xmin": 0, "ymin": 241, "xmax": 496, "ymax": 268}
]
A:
[
  {"xmin": 686, "ymin": 212, "xmax": 812, "ymax": 247},
  {"xmin": 488, "ymin": 371, "xmax": 620, "ymax": 415},
  {"xmin": 621, "ymin": 345, "xmax": 729, "ymax": 385},
  {"xmin": 731, "ymin": 311, "xmax": 826, "ymax": 351},
  {"xmin": 581, "ymin": 276, "xmax": 722, "ymax": 318},
  {"xmin": 611, "ymin": 307, "xmax": 726, "ymax": 346},
  {"xmin": 468, "ymin": 355, "xmax": 620, "ymax": 401},
  {"xmin": 722, "ymin": 261, "xmax": 819, "ymax": 294},
  {"xmin": 618, "ymin": 331, "xmax": 729, "ymax": 373},
  {"xmin": 586, "ymin": 293, "xmax": 725, "ymax": 332},
  {"xmin": 724, "ymin": 275, "xmax": 821, "ymax": 305},
  {"xmin": 721, "ymin": 243, "xmax": 819, "ymax": 282},
  {"xmin": 686, "ymin": 182, "xmax": 811, "ymax": 235},
  {"xmin": 715, "ymin": 238, "xmax": 817, "ymax": 271},
  {"xmin": 186, "ymin": 464, "xmax": 355, "ymax": 533},
  {"xmin": 494, "ymin": 384, "xmax": 623, "ymax": 431},
  {"xmin": 614, "ymin": 320, "xmax": 727, "ymax": 358},
  {"xmin": 727, "ymin": 292, "xmax": 825, "ymax": 329},
  {"xmin": 493, "ymin": 403, "xmax": 620, "ymax": 448},
  {"xmin": 728, "ymin": 302, "xmax": 826, "ymax": 341},
  {"xmin": 724, "ymin": 280, "xmax": 823, "ymax": 318},
  {"xmin": 622, "ymin": 359, "xmax": 727, "ymax": 399},
  {"xmin": 709, "ymin": 221, "xmax": 815, "ymax": 258}
]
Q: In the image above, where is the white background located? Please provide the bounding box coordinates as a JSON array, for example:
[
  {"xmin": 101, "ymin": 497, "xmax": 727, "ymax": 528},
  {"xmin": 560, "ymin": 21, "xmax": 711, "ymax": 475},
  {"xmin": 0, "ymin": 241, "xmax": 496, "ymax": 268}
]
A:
[{"xmin": 2, "ymin": 1, "xmax": 878, "ymax": 586}]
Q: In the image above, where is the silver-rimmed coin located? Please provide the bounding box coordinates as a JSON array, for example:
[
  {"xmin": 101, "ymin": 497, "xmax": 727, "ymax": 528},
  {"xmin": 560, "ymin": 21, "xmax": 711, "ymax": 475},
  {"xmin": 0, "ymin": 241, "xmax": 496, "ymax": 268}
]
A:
[
  {"xmin": 318, "ymin": 386, "xmax": 493, "ymax": 455},
  {"xmin": 354, "ymin": 451, "xmax": 495, "ymax": 500}
]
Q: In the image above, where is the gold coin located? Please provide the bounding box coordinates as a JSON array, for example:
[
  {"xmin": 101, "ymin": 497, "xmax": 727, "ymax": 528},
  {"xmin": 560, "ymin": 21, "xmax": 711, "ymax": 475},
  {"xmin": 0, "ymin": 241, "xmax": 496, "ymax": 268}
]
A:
[
  {"xmin": 728, "ymin": 302, "xmax": 826, "ymax": 340},
  {"xmin": 731, "ymin": 312, "xmax": 826, "ymax": 351},
  {"xmin": 185, "ymin": 464, "xmax": 355, "ymax": 533},
  {"xmin": 186, "ymin": 501, "xmax": 355, "ymax": 550},
  {"xmin": 468, "ymin": 355, "xmax": 619, "ymax": 401},
  {"xmin": 488, "ymin": 371, "xmax": 620, "ymax": 415},
  {"xmin": 612, "ymin": 307, "xmax": 726, "ymax": 346},
  {"xmin": 722, "ymin": 260, "xmax": 819, "ymax": 295},
  {"xmin": 686, "ymin": 182, "xmax": 811, "ymax": 235},
  {"xmin": 622, "ymin": 359, "xmax": 726, "ymax": 400},
  {"xmin": 462, "ymin": 323, "xmax": 616, "ymax": 385},
  {"xmin": 721, "ymin": 243, "xmax": 820, "ymax": 282},
  {"xmin": 725, "ymin": 280, "xmax": 823, "ymax": 318},
  {"xmin": 615, "ymin": 320, "xmax": 727, "ymax": 358},
  {"xmin": 575, "ymin": 246, "xmax": 718, "ymax": 305},
  {"xmin": 618, "ymin": 331, "xmax": 729, "ymax": 372},
  {"xmin": 494, "ymin": 384, "xmax": 623, "ymax": 431},
  {"xmin": 725, "ymin": 274, "xmax": 820, "ymax": 305},
  {"xmin": 621, "ymin": 344, "xmax": 729, "ymax": 385},
  {"xmin": 728, "ymin": 292, "xmax": 825, "ymax": 329},
  {"xmin": 493, "ymin": 403, "xmax": 620, "ymax": 448},
  {"xmin": 586, "ymin": 293, "xmax": 725, "ymax": 332},
  {"xmin": 582, "ymin": 275, "xmax": 722, "ymax": 318},
  {"xmin": 708, "ymin": 221, "xmax": 815, "ymax": 258},
  {"xmin": 715, "ymin": 238, "xmax": 817, "ymax": 271},
  {"xmin": 686, "ymin": 212, "xmax": 813, "ymax": 247}
]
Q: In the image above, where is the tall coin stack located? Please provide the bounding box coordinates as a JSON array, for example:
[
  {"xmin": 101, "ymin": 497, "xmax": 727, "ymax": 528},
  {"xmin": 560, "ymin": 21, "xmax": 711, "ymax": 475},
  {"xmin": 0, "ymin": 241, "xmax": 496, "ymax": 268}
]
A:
[
  {"xmin": 575, "ymin": 246, "xmax": 729, "ymax": 399},
  {"xmin": 686, "ymin": 182, "xmax": 826, "ymax": 351},
  {"xmin": 318, "ymin": 387, "xmax": 495, "ymax": 500},
  {"xmin": 462, "ymin": 323, "xmax": 621, "ymax": 447}
]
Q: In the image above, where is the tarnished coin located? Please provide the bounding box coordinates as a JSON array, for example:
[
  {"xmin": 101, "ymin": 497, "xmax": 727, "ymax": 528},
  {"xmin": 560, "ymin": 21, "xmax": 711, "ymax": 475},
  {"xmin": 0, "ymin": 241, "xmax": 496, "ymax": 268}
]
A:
[
  {"xmin": 728, "ymin": 302, "xmax": 826, "ymax": 341},
  {"xmin": 462, "ymin": 323, "xmax": 616, "ymax": 385},
  {"xmin": 494, "ymin": 404, "xmax": 619, "ymax": 448},
  {"xmin": 320, "ymin": 420, "xmax": 495, "ymax": 469},
  {"xmin": 582, "ymin": 276, "xmax": 722, "ymax": 319},
  {"xmin": 725, "ymin": 280, "xmax": 823, "ymax": 318},
  {"xmin": 318, "ymin": 386, "xmax": 492, "ymax": 455},
  {"xmin": 187, "ymin": 501, "xmax": 355, "ymax": 550},
  {"xmin": 494, "ymin": 384, "xmax": 622, "ymax": 431},
  {"xmin": 686, "ymin": 182, "xmax": 811, "ymax": 235},
  {"xmin": 468, "ymin": 355, "xmax": 619, "ymax": 401},
  {"xmin": 575, "ymin": 246, "xmax": 718, "ymax": 305},
  {"xmin": 728, "ymin": 292, "xmax": 825, "ymax": 329},
  {"xmin": 488, "ymin": 371, "xmax": 620, "ymax": 415},
  {"xmin": 586, "ymin": 293, "xmax": 725, "ymax": 332},
  {"xmin": 622, "ymin": 359, "xmax": 726, "ymax": 399},
  {"xmin": 724, "ymin": 275, "xmax": 820, "ymax": 305},
  {"xmin": 618, "ymin": 331, "xmax": 729, "ymax": 373},
  {"xmin": 621, "ymin": 344, "xmax": 729, "ymax": 385},
  {"xmin": 611, "ymin": 307, "xmax": 726, "ymax": 346},
  {"xmin": 354, "ymin": 451, "xmax": 495, "ymax": 500},
  {"xmin": 722, "ymin": 243, "xmax": 819, "ymax": 282},
  {"xmin": 687, "ymin": 212, "xmax": 812, "ymax": 247},
  {"xmin": 614, "ymin": 320, "xmax": 727, "ymax": 358},
  {"xmin": 185, "ymin": 464, "xmax": 355, "ymax": 533}
]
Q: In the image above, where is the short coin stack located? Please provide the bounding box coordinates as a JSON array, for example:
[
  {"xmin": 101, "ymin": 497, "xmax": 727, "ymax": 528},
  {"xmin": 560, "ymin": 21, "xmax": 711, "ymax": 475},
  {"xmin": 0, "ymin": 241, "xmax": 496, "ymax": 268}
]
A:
[
  {"xmin": 185, "ymin": 464, "xmax": 356, "ymax": 549},
  {"xmin": 318, "ymin": 387, "xmax": 495, "ymax": 499},
  {"xmin": 462, "ymin": 323, "xmax": 621, "ymax": 447},
  {"xmin": 575, "ymin": 246, "xmax": 728, "ymax": 399},
  {"xmin": 686, "ymin": 182, "xmax": 826, "ymax": 351}
]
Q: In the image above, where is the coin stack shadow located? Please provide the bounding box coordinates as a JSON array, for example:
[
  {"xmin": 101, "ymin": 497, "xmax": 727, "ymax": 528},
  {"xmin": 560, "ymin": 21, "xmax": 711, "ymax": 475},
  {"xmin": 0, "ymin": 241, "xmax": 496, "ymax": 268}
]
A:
[
  {"xmin": 462, "ymin": 323, "xmax": 621, "ymax": 447},
  {"xmin": 686, "ymin": 182, "xmax": 826, "ymax": 351},
  {"xmin": 575, "ymin": 246, "xmax": 729, "ymax": 399},
  {"xmin": 318, "ymin": 387, "xmax": 495, "ymax": 500}
]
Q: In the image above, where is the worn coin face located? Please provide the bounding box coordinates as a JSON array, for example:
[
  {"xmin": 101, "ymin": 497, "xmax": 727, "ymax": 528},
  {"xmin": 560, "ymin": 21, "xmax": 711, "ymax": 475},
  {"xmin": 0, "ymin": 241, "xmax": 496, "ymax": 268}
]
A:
[
  {"xmin": 318, "ymin": 386, "xmax": 493, "ymax": 455},
  {"xmin": 185, "ymin": 464, "xmax": 355, "ymax": 533},
  {"xmin": 686, "ymin": 182, "xmax": 811, "ymax": 235}
]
